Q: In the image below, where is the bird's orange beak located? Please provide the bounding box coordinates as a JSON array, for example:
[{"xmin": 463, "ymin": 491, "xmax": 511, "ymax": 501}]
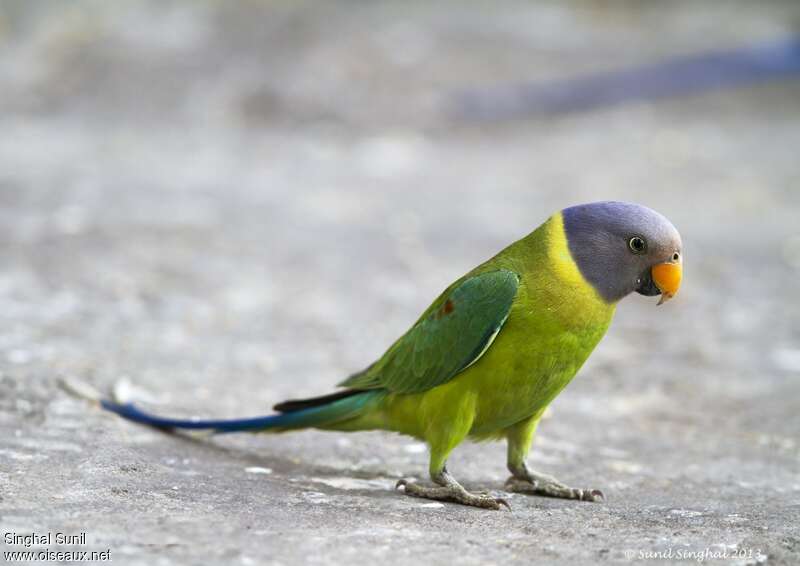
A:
[{"xmin": 652, "ymin": 261, "xmax": 682, "ymax": 305}]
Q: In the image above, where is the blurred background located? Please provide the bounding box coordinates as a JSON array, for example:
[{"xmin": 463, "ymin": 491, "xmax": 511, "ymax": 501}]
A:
[{"xmin": 1, "ymin": 1, "xmax": 798, "ymax": 565}]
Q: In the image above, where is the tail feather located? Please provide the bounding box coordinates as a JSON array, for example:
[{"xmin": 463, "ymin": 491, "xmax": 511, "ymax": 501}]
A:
[
  {"xmin": 273, "ymin": 389, "xmax": 365, "ymax": 413},
  {"xmin": 100, "ymin": 390, "xmax": 383, "ymax": 434}
]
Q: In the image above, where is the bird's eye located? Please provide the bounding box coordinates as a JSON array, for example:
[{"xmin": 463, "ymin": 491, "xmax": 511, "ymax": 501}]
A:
[{"xmin": 628, "ymin": 236, "xmax": 647, "ymax": 254}]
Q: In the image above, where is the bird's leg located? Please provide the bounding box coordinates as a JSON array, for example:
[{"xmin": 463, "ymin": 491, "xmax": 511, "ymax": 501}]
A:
[
  {"xmin": 396, "ymin": 405, "xmax": 508, "ymax": 510},
  {"xmin": 396, "ymin": 466, "xmax": 509, "ymax": 510},
  {"xmin": 504, "ymin": 411, "xmax": 604, "ymax": 502},
  {"xmin": 506, "ymin": 461, "xmax": 604, "ymax": 502}
]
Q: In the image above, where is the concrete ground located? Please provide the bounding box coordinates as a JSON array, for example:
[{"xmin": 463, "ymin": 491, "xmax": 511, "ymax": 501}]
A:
[{"xmin": 1, "ymin": 1, "xmax": 799, "ymax": 564}]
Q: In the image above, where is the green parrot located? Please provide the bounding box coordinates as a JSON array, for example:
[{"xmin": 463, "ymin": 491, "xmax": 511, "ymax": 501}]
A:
[{"xmin": 99, "ymin": 201, "xmax": 683, "ymax": 510}]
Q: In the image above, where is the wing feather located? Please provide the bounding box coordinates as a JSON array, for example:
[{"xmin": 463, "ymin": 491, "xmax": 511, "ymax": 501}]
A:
[{"xmin": 339, "ymin": 269, "xmax": 519, "ymax": 394}]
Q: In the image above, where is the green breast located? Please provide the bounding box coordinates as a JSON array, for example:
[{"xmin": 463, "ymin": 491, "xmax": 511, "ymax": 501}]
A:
[{"xmin": 465, "ymin": 213, "xmax": 616, "ymax": 434}]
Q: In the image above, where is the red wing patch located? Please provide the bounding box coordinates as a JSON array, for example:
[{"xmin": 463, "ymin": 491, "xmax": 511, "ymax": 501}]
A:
[{"xmin": 435, "ymin": 299, "xmax": 455, "ymax": 319}]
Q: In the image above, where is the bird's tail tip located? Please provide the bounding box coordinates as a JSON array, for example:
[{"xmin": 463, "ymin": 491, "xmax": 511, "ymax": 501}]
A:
[
  {"xmin": 58, "ymin": 376, "xmax": 103, "ymax": 405},
  {"xmin": 58, "ymin": 377, "xmax": 210, "ymax": 434},
  {"xmin": 59, "ymin": 376, "xmax": 142, "ymax": 406}
]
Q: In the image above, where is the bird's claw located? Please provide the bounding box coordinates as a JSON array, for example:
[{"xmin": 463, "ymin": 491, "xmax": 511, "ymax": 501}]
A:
[
  {"xmin": 395, "ymin": 478, "xmax": 510, "ymax": 510},
  {"xmin": 579, "ymin": 488, "xmax": 604, "ymax": 502},
  {"xmin": 506, "ymin": 476, "xmax": 605, "ymax": 503}
]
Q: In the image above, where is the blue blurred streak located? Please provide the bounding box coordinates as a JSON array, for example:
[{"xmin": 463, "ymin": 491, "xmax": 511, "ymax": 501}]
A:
[{"xmin": 452, "ymin": 37, "xmax": 800, "ymax": 121}]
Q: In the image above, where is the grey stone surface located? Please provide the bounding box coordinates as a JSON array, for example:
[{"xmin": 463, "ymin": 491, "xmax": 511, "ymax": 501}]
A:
[{"xmin": 1, "ymin": 1, "xmax": 799, "ymax": 564}]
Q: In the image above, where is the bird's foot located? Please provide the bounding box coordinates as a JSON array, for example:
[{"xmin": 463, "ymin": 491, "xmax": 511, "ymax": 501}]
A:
[
  {"xmin": 396, "ymin": 479, "xmax": 510, "ymax": 510},
  {"xmin": 505, "ymin": 471, "xmax": 604, "ymax": 502}
]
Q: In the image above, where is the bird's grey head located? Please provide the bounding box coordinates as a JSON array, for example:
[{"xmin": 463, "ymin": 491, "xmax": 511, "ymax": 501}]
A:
[{"xmin": 562, "ymin": 201, "xmax": 683, "ymax": 304}]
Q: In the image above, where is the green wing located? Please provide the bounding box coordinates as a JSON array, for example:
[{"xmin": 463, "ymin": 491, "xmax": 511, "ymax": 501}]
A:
[{"xmin": 339, "ymin": 269, "xmax": 520, "ymax": 394}]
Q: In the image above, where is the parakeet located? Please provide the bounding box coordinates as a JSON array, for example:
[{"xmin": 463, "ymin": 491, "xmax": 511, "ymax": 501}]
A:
[{"xmin": 99, "ymin": 201, "xmax": 682, "ymax": 510}]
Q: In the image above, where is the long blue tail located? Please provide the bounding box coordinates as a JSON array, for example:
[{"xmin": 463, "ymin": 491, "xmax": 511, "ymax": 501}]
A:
[{"xmin": 100, "ymin": 390, "xmax": 383, "ymax": 434}]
